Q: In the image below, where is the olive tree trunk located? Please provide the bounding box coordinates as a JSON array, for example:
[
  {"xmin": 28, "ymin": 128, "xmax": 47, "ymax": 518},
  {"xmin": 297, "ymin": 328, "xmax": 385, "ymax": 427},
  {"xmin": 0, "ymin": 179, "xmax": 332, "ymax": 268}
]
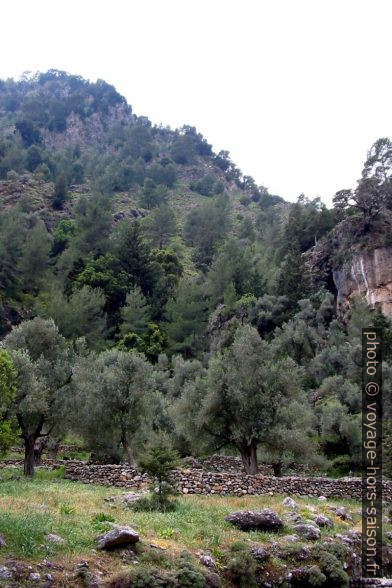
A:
[
  {"xmin": 24, "ymin": 435, "xmax": 36, "ymax": 477},
  {"xmin": 239, "ymin": 441, "xmax": 258, "ymax": 475}
]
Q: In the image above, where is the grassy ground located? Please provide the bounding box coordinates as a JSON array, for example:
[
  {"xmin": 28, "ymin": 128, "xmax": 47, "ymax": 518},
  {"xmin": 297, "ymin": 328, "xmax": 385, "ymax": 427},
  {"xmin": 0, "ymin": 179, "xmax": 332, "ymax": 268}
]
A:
[
  {"xmin": 1, "ymin": 467, "xmax": 389, "ymax": 586},
  {"xmin": 0, "ymin": 468, "xmax": 366, "ymax": 561}
]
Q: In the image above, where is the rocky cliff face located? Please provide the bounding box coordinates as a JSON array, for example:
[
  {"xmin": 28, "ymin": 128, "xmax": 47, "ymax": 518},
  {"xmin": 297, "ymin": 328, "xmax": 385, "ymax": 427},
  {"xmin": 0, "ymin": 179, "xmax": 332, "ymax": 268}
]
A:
[{"xmin": 333, "ymin": 247, "xmax": 392, "ymax": 317}]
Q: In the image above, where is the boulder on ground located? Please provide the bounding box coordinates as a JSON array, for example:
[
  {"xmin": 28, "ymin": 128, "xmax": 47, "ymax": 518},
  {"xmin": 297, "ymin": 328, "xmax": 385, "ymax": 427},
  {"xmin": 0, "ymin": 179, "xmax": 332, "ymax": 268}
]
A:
[
  {"xmin": 0, "ymin": 566, "xmax": 11, "ymax": 580},
  {"xmin": 46, "ymin": 533, "xmax": 65, "ymax": 544},
  {"xmin": 225, "ymin": 509, "xmax": 283, "ymax": 531},
  {"xmin": 96, "ymin": 525, "xmax": 139, "ymax": 550},
  {"xmin": 282, "ymin": 497, "xmax": 298, "ymax": 510},
  {"xmin": 293, "ymin": 523, "xmax": 321, "ymax": 540},
  {"xmin": 313, "ymin": 514, "xmax": 333, "ymax": 528},
  {"xmin": 104, "ymin": 491, "xmax": 146, "ymax": 507},
  {"xmin": 250, "ymin": 544, "xmax": 270, "ymax": 562},
  {"xmin": 330, "ymin": 505, "xmax": 353, "ymax": 521}
]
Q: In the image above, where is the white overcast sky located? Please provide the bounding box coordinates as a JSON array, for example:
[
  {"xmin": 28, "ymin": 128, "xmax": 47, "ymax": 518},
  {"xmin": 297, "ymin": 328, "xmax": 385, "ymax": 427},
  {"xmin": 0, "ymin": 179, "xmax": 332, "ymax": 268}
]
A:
[{"xmin": 1, "ymin": 0, "xmax": 392, "ymax": 204}]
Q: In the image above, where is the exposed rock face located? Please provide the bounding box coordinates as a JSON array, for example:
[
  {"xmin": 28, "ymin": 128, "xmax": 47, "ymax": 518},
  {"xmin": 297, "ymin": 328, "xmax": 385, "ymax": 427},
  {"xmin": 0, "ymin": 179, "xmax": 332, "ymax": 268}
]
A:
[{"xmin": 333, "ymin": 247, "xmax": 392, "ymax": 317}]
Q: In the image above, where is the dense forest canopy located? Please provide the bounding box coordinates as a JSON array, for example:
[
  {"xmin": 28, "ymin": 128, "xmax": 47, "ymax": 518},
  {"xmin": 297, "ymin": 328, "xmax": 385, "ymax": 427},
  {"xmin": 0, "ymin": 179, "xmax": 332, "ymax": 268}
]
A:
[{"xmin": 0, "ymin": 71, "xmax": 391, "ymax": 477}]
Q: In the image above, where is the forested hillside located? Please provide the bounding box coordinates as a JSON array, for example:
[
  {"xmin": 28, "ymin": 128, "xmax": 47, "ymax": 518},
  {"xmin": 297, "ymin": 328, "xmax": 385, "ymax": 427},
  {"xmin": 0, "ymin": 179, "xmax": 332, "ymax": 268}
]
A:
[{"xmin": 0, "ymin": 70, "xmax": 391, "ymax": 479}]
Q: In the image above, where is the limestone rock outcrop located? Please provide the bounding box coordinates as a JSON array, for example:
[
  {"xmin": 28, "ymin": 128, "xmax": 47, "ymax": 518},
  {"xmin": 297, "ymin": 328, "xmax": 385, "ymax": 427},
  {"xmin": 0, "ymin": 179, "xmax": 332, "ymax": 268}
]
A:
[{"xmin": 333, "ymin": 247, "xmax": 392, "ymax": 317}]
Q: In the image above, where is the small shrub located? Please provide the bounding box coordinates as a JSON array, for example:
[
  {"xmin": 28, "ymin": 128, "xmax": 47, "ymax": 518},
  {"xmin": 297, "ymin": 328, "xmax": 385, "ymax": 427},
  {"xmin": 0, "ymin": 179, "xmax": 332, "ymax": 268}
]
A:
[
  {"xmin": 158, "ymin": 527, "xmax": 176, "ymax": 539},
  {"xmin": 139, "ymin": 546, "xmax": 172, "ymax": 569},
  {"xmin": 59, "ymin": 503, "xmax": 75, "ymax": 515},
  {"xmin": 51, "ymin": 465, "xmax": 65, "ymax": 479},
  {"xmin": 225, "ymin": 544, "xmax": 258, "ymax": 588},
  {"xmin": 108, "ymin": 566, "xmax": 175, "ymax": 588},
  {"xmin": 317, "ymin": 551, "xmax": 349, "ymax": 587},
  {"xmin": 175, "ymin": 552, "xmax": 206, "ymax": 588},
  {"xmin": 92, "ymin": 512, "xmax": 115, "ymax": 524},
  {"xmin": 290, "ymin": 565, "xmax": 326, "ymax": 587},
  {"xmin": 132, "ymin": 492, "xmax": 178, "ymax": 513}
]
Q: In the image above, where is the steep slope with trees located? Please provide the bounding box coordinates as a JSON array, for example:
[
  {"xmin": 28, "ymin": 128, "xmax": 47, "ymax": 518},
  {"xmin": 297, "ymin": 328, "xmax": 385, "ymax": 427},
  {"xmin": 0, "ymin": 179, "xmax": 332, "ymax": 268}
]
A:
[{"xmin": 0, "ymin": 70, "xmax": 391, "ymax": 479}]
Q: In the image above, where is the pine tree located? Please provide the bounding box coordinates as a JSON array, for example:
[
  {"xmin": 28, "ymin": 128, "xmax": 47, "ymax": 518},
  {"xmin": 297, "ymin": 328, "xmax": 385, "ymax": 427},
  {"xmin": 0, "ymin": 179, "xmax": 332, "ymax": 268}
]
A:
[
  {"xmin": 136, "ymin": 434, "xmax": 180, "ymax": 511},
  {"xmin": 146, "ymin": 205, "xmax": 177, "ymax": 249},
  {"xmin": 165, "ymin": 279, "xmax": 207, "ymax": 358},
  {"xmin": 120, "ymin": 286, "xmax": 151, "ymax": 335},
  {"xmin": 52, "ymin": 172, "xmax": 68, "ymax": 210}
]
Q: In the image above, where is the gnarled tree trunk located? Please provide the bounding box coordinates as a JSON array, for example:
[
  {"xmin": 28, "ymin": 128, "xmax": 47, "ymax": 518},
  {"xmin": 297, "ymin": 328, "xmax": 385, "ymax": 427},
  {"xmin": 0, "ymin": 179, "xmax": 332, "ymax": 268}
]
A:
[
  {"xmin": 48, "ymin": 440, "xmax": 61, "ymax": 460},
  {"xmin": 24, "ymin": 435, "xmax": 36, "ymax": 477},
  {"xmin": 34, "ymin": 437, "xmax": 48, "ymax": 465},
  {"xmin": 122, "ymin": 437, "xmax": 134, "ymax": 466},
  {"xmin": 239, "ymin": 440, "xmax": 258, "ymax": 475}
]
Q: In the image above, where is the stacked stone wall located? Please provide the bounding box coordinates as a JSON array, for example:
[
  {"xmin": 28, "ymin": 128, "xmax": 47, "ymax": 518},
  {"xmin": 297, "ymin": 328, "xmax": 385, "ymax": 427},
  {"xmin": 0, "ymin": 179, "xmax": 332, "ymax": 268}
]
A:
[{"xmin": 63, "ymin": 461, "xmax": 392, "ymax": 501}]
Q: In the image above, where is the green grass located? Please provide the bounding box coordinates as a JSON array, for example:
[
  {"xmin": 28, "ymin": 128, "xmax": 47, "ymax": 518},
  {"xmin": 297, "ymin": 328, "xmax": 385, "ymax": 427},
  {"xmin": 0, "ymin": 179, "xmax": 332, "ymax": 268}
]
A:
[{"xmin": 0, "ymin": 466, "xmax": 370, "ymax": 566}]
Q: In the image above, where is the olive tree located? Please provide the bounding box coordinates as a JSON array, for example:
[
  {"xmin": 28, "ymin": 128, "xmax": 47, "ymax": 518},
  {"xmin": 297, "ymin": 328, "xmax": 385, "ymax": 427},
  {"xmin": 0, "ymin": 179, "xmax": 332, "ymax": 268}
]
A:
[
  {"xmin": 73, "ymin": 349, "xmax": 161, "ymax": 465},
  {"xmin": 173, "ymin": 325, "xmax": 306, "ymax": 474},
  {"xmin": 4, "ymin": 318, "xmax": 72, "ymax": 476}
]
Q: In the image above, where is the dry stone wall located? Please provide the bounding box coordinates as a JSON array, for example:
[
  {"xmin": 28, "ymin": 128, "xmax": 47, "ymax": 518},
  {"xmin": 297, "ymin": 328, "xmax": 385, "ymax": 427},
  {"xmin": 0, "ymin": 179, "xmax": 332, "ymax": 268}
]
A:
[{"xmin": 63, "ymin": 461, "xmax": 392, "ymax": 501}]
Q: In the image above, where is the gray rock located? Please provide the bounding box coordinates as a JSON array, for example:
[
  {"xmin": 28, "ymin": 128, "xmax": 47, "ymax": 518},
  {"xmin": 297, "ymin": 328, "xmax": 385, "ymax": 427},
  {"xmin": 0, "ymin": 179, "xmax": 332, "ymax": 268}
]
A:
[
  {"xmin": 283, "ymin": 534, "xmax": 300, "ymax": 542},
  {"xmin": 0, "ymin": 566, "xmax": 11, "ymax": 579},
  {"xmin": 282, "ymin": 497, "xmax": 298, "ymax": 510},
  {"xmin": 318, "ymin": 496, "xmax": 327, "ymax": 501},
  {"xmin": 285, "ymin": 511, "xmax": 303, "ymax": 524},
  {"xmin": 293, "ymin": 523, "xmax": 321, "ymax": 540},
  {"xmin": 199, "ymin": 554, "xmax": 216, "ymax": 570},
  {"xmin": 29, "ymin": 572, "xmax": 41, "ymax": 581},
  {"xmin": 225, "ymin": 509, "xmax": 283, "ymax": 531},
  {"xmin": 46, "ymin": 533, "xmax": 65, "ymax": 544},
  {"xmin": 96, "ymin": 525, "xmax": 139, "ymax": 550},
  {"xmin": 105, "ymin": 491, "xmax": 146, "ymax": 506},
  {"xmin": 250, "ymin": 544, "xmax": 270, "ymax": 562},
  {"xmin": 314, "ymin": 514, "xmax": 333, "ymax": 528},
  {"xmin": 0, "ymin": 534, "xmax": 6, "ymax": 548},
  {"xmin": 331, "ymin": 505, "xmax": 353, "ymax": 521}
]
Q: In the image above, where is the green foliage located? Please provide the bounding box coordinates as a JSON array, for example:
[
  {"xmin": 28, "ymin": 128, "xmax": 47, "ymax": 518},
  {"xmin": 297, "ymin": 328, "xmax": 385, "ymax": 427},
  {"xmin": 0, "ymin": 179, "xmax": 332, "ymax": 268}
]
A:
[
  {"xmin": 190, "ymin": 174, "xmax": 220, "ymax": 196},
  {"xmin": 164, "ymin": 278, "xmax": 208, "ymax": 358},
  {"xmin": 175, "ymin": 552, "xmax": 206, "ymax": 587},
  {"xmin": 52, "ymin": 171, "xmax": 67, "ymax": 210},
  {"xmin": 174, "ymin": 324, "xmax": 306, "ymax": 473},
  {"xmin": 72, "ymin": 194, "xmax": 112, "ymax": 256},
  {"xmin": 0, "ymin": 350, "xmax": 17, "ymax": 455},
  {"xmin": 145, "ymin": 205, "xmax": 177, "ymax": 250},
  {"xmin": 4, "ymin": 318, "xmax": 72, "ymax": 476},
  {"xmin": 117, "ymin": 323, "xmax": 164, "ymax": 362},
  {"xmin": 36, "ymin": 286, "xmax": 106, "ymax": 348},
  {"xmin": 139, "ymin": 178, "xmax": 168, "ymax": 209},
  {"xmin": 121, "ymin": 286, "xmax": 151, "ymax": 335},
  {"xmin": 136, "ymin": 434, "xmax": 180, "ymax": 512},
  {"xmin": 225, "ymin": 543, "xmax": 258, "ymax": 588},
  {"xmin": 73, "ymin": 349, "xmax": 159, "ymax": 464},
  {"xmin": 147, "ymin": 162, "xmax": 177, "ymax": 188},
  {"xmin": 183, "ymin": 196, "xmax": 230, "ymax": 269},
  {"xmin": 19, "ymin": 219, "xmax": 52, "ymax": 294},
  {"xmin": 15, "ymin": 119, "xmax": 42, "ymax": 147},
  {"xmin": 51, "ymin": 219, "xmax": 76, "ymax": 256}
]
